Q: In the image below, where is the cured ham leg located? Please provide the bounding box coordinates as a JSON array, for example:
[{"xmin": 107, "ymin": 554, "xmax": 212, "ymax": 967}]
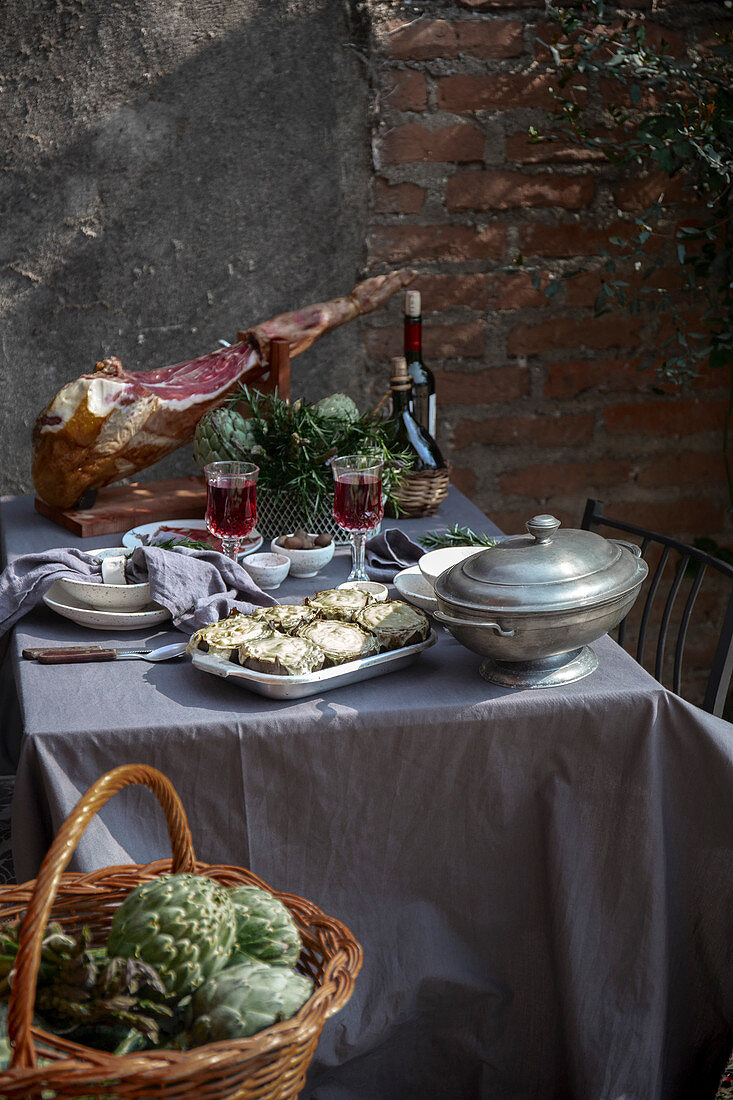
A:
[{"xmin": 32, "ymin": 269, "xmax": 414, "ymax": 509}]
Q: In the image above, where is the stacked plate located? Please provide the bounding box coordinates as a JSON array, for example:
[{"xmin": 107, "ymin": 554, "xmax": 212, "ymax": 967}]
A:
[
  {"xmin": 394, "ymin": 547, "xmax": 482, "ymax": 615},
  {"xmin": 43, "ymin": 585, "xmax": 171, "ymax": 630},
  {"xmin": 42, "ymin": 546, "xmax": 171, "ymax": 631}
]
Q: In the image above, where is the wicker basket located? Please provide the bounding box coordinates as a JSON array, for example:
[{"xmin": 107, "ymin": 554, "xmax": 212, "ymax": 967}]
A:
[
  {"xmin": 0, "ymin": 764, "xmax": 362, "ymax": 1099},
  {"xmin": 388, "ymin": 466, "xmax": 451, "ymax": 519}
]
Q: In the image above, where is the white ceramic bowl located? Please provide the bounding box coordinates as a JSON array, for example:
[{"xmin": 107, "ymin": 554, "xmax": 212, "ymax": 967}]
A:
[
  {"xmin": 56, "ymin": 547, "xmax": 153, "ymax": 612},
  {"xmin": 418, "ymin": 546, "xmax": 484, "ymax": 588},
  {"xmin": 241, "ymin": 552, "xmax": 291, "ymax": 590},
  {"xmin": 337, "ymin": 580, "xmax": 389, "ymax": 602},
  {"xmin": 271, "ymin": 535, "xmax": 335, "ymax": 578}
]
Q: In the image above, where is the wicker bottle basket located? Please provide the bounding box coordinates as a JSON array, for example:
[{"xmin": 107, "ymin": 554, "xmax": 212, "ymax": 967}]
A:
[
  {"xmin": 388, "ymin": 466, "xmax": 451, "ymax": 519},
  {"xmin": 0, "ymin": 764, "xmax": 362, "ymax": 1099}
]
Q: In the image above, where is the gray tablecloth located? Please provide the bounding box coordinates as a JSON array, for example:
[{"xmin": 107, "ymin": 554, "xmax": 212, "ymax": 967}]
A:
[{"xmin": 2, "ymin": 489, "xmax": 733, "ymax": 1099}]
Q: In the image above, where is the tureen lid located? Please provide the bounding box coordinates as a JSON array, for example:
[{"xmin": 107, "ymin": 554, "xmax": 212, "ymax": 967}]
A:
[{"xmin": 434, "ymin": 514, "xmax": 645, "ymax": 613}]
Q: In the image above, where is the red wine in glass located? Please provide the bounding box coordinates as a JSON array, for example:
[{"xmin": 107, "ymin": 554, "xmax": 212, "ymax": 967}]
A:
[
  {"xmin": 333, "ymin": 473, "xmax": 384, "ymax": 532},
  {"xmin": 332, "ymin": 455, "xmax": 384, "ymax": 582},
  {"xmin": 204, "ymin": 461, "xmax": 259, "ymax": 560},
  {"xmin": 206, "ymin": 481, "xmax": 257, "ymax": 539}
]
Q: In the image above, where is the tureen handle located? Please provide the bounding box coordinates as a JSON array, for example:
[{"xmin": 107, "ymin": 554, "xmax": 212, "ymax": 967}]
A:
[
  {"xmin": 526, "ymin": 514, "xmax": 561, "ymax": 544},
  {"xmin": 611, "ymin": 538, "xmax": 643, "ymax": 558},
  {"xmin": 434, "ymin": 611, "xmax": 515, "ymax": 637}
]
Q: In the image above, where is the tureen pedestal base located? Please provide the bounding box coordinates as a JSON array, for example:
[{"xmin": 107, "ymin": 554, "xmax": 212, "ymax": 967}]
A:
[{"xmin": 479, "ymin": 645, "xmax": 599, "ymax": 689}]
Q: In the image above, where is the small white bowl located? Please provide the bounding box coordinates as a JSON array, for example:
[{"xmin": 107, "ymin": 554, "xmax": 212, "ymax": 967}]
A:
[
  {"xmin": 241, "ymin": 552, "xmax": 291, "ymax": 590},
  {"xmin": 56, "ymin": 547, "xmax": 153, "ymax": 612},
  {"xmin": 271, "ymin": 535, "xmax": 335, "ymax": 578},
  {"xmin": 337, "ymin": 580, "xmax": 389, "ymax": 602},
  {"xmin": 418, "ymin": 546, "xmax": 484, "ymax": 587}
]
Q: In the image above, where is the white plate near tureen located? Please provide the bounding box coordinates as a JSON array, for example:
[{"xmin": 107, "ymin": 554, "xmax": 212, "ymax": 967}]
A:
[
  {"xmin": 122, "ymin": 519, "xmax": 262, "ymax": 558},
  {"xmin": 417, "ymin": 546, "xmax": 484, "ymax": 587},
  {"xmin": 393, "ymin": 566, "xmax": 438, "ymax": 615},
  {"xmin": 43, "ymin": 582, "xmax": 171, "ymax": 630}
]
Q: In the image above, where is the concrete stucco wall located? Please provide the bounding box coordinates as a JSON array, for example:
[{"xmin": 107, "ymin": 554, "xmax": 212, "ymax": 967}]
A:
[{"xmin": 0, "ymin": 0, "xmax": 372, "ymax": 495}]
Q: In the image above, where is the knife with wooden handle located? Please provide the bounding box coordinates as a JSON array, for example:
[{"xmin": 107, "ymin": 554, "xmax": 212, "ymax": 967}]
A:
[
  {"xmin": 23, "ymin": 642, "xmax": 188, "ymax": 664},
  {"xmin": 24, "ymin": 646, "xmax": 146, "ymax": 662}
]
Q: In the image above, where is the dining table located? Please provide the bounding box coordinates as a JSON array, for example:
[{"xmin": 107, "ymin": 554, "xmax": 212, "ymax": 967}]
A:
[{"xmin": 1, "ymin": 485, "xmax": 733, "ymax": 1100}]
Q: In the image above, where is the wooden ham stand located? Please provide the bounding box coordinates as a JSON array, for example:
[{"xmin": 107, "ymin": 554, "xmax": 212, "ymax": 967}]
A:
[{"xmin": 34, "ymin": 338, "xmax": 291, "ymax": 537}]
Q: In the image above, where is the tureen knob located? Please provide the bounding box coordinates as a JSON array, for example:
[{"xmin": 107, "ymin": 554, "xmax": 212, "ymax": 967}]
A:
[{"xmin": 526, "ymin": 514, "xmax": 561, "ymax": 543}]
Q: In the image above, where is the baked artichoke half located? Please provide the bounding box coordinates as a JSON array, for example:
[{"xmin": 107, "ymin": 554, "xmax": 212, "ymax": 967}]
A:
[
  {"xmin": 187, "ymin": 612, "xmax": 272, "ymax": 660},
  {"xmin": 305, "ymin": 588, "xmax": 372, "ymax": 622},
  {"xmin": 252, "ymin": 604, "xmax": 318, "ymax": 634},
  {"xmin": 237, "ymin": 632, "xmax": 325, "ymax": 676},
  {"xmin": 355, "ymin": 600, "xmax": 430, "ymax": 650},
  {"xmin": 298, "ymin": 619, "xmax": 379, "ymax": 666}
]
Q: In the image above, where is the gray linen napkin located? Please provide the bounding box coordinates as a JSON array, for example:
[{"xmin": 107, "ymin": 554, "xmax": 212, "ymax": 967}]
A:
[
  {"xmin": 0, "ymin": 545, "xmax": 276, "ymax": 636},
  {"xmin": 0, "ymin": 548, "xmax": 105, "ymax": 635},
  {"xmin": 126, "ymin": 545, "xmax": 277, "ymax": 631},
  {"xmin": 365, "ymin": 528, "xmax": 424, "ymax": 582}
]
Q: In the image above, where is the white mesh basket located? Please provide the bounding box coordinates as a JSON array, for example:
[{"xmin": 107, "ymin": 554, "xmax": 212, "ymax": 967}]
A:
[{"xmin": 256, "ymin": 489, "xmax": 350, "ymax": 544}]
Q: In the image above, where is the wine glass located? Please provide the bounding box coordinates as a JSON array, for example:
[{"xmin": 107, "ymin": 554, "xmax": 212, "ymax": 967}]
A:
[
  {"xmin": 204, "ymin": 461, "xmax": 259, "ymax": 561},
  {"xmin": 332, "ymin": 454, "xmax": 384, "ymax": 582}
]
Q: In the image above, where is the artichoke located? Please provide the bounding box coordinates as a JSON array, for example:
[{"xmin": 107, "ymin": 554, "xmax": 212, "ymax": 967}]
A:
[
  {"xmin": 107, "ymin": 874, "xmax": 238, "ymax": 998},
  {"xmin": 228, "ymin": 885, "xmax": 302, "ymax": 967},
  {"xmin": 313, "ymin": 392, "xmax": 360, "ymax": 424},
  {"xmin": 193, "ymin": 406, "xmax": 260, "ymax": 469},
  {"xmin": 185, "ymin": 957, "xmax": 313, "ymax": 1046},
  {"xmin": 0, "ymin": 922, "xmax": 172, "ymax": 1053}
]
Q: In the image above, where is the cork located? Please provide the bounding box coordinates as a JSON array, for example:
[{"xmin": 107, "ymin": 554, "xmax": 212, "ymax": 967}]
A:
[{"xmin": 404, "ymin": 290, "xmax": 421, "ymax": 316}]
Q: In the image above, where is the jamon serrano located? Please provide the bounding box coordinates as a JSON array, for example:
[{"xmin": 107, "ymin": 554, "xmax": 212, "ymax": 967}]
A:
[{"xmin": 32, "ymin": 269, "xmax": 414, "ymax": 509}]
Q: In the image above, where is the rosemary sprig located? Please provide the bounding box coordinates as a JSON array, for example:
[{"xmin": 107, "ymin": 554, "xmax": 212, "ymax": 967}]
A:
[
  {"xmin": 420, "ymin": 524, "xmax": 502, "ymax": 550},
  {"xmin": 231, "ymin": 385, "xmax": 413, "ymax": 522},
  {"xmin": 152, "ymin": 538, "xmax": 213, "ymax": 551}
]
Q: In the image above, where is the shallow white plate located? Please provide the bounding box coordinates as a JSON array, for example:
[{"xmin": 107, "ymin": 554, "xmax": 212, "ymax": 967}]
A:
[
  {"xmin": 122, "ymin": 519, "xmax": 262, "ymax": 558},
  {"xmin": 418, "ymin": 546, "xmax": 484, "ymax": 586},
  {"xmin": 43, "ymin": 582, "xmax": 171, "ymax": 631},
  {"xmin": 394, "ymin": 566, "xmax": 439, "ymax": 614}
]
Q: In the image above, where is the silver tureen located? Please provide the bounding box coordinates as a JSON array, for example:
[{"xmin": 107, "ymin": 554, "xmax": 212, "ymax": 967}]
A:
[{"xmin": 433, "ymin": 514, "xmax": 648, "ymax": 688}]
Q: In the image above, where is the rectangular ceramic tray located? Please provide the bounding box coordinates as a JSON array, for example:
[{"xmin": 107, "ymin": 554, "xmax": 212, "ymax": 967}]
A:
[{"xmin": 190, "ymin": 630, "xmax": 438, "ymax": 699}]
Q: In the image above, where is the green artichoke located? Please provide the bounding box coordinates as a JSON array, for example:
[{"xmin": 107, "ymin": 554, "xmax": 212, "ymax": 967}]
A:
[
  {"xmin": 185, "ymin": 957, "xmax": 313, "ymax": 1046},
  {"xmin": 0, "ymin": 922, "xmax": 173, "ymax": 1055},
  {"xmin": 193, "ymin": 406, "xmax": 260, "ymax": 468},
  {"xmin": 228, "ymin": 885, "xmax": 302, "ymax": 967},
  {"xmin": 313, "ymin": 392, "xmax": 360, "ymax": 424},
  {"xmin": 107, "ymin": 874, "xmax": 238, "ymax": 998}
]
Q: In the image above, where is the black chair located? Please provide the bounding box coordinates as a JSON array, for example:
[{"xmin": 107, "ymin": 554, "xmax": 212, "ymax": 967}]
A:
[{"xmin": 580, "ymin": 498, "xmax": 733, "ymax": 718}]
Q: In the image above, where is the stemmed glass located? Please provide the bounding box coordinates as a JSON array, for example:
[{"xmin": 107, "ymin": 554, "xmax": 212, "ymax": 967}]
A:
[
  {"xmin": 332, "ymin": 454, "xmax": 384, "ymax": 583},
  {"xmin": 204, "ymin": 461, "xmax": 259, "ymax": 561}
]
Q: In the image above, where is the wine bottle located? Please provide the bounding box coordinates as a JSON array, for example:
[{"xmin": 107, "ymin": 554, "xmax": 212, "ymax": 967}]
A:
[
  {"xmin": 390, "ymin": 357, "xmax": 445, "ymax": 471},
  {"xmin": 404, "ymin": 290, "xmax": 436, "ymax": 439}
]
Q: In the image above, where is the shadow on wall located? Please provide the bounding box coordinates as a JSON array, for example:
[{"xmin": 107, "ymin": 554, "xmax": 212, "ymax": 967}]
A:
[{"xmin": 0, "ymin": 0, "xmax": 371, "ymax": 495}]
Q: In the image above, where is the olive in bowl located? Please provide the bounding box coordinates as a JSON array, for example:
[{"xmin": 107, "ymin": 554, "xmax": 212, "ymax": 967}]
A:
[{"xmin": 271, "ymin": 531, "xmax": 335, "ymax": 578}]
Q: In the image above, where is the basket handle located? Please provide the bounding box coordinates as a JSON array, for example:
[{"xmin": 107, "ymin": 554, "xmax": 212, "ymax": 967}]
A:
[{"xmin": 8, "ymin": 763, "xmax": 196, "ymax": 1069}]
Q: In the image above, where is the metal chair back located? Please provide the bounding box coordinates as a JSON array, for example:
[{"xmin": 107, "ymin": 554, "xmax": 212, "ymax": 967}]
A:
[{"xmin": 580, "ymin": 499, "xmax": 733, "ymax": 718}]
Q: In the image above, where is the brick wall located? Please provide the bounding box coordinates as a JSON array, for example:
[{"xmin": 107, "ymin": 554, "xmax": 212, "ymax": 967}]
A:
[{"xmin": 362, "ymin": 0, "xmax": 732, "ymax": 547}]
